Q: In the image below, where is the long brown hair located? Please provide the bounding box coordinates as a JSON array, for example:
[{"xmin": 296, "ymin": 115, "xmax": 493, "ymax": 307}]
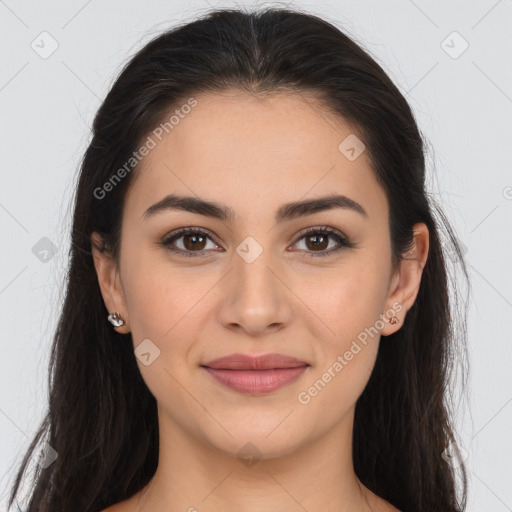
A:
[{"xmin": 8, "ymin": 7, "xmax": 469, "ymax": 511}]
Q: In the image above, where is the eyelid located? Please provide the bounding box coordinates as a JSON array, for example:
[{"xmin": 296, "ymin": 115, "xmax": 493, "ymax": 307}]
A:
[
  {"xmin": 295, "ymin": 225, "xmax": 348, "ymax": 241},
  {"xmin": 291, "ymin": 225, "xmax": 355, "ymax": 257},
  {"xmin": 160, "ymin": 225, "xmax": 354, "ymax": 257},
  {"xmin": 160, "ymin": 226, "xmax": 222, "ymax": 255}
]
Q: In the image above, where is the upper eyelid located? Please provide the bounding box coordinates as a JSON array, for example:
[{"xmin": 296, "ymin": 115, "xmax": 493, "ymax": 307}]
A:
[
  {"xmin": 163, "ymin": 225, "xmax": 348, "ymax": 248},
  {"xmin": 165, "ymin": 227, "xmax": 222, "ymax": 246}
]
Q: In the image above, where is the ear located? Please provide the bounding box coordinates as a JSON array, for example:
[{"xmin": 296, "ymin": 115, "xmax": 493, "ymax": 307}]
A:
[
  {"xmin": 91, "ymin": 231, "xmax": 130, "ymax": 334},
  {"xmin": 381, "ymin": 223, "xmax": 429, "ymax": 336}
]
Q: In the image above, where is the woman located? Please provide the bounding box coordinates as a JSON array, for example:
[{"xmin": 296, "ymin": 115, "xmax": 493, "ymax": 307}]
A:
[{"xmin": 7, "ymin": 6, "xmax": 469, "ymax": 512}]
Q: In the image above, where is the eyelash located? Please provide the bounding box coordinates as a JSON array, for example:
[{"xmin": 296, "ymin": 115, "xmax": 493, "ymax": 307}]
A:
[{"xmin": 159, "ymin": 226, "xmax": 355, "ymax": 258}]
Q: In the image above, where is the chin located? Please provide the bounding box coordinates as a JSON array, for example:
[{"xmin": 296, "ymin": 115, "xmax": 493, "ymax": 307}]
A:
[{"xmin": 198, "ymin": 418, "xmax": 312, "ymax": 462}]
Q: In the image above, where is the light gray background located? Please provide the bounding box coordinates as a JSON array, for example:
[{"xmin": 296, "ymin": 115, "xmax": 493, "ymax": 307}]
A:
[{"xmin": 0, "ymin": 0, "xmax": 511, "ymax": 510}]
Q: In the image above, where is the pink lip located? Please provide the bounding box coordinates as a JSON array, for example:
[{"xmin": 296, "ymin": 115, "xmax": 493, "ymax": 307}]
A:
[
  {"xmin": 203, "ymin": 353, "xmax": 308, "ymax": 370},
  {"xmin": 201, "ymin": 353, "xmax": 309, "ymax": 395}
]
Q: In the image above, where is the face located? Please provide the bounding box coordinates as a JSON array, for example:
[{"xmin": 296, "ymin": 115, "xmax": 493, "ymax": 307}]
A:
[{"xmin": 93, "ymin": 89, "xmax": 426, "ymax": 460}]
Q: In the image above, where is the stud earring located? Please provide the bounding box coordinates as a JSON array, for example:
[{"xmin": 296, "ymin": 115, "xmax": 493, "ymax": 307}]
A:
[
  {"xmin": 107, "ymin": 312, "xmax": 125, "ymax": 327},
  {"xmin": 388, "ymin": 314, "xmax": 400, "ymax": 325}
]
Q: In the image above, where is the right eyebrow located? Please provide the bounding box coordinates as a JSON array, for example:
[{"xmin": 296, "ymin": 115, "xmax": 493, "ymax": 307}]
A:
[{"xmin": 142, "ymin": 193, "xmax": 368, "ymax": 223}]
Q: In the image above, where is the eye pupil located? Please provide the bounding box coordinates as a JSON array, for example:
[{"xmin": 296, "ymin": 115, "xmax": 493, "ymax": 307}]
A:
[
  {"xmin": 306, "ymin": 234, "xmax": 328, "ymax": 251},
  {"xmin": 184, "ymin": 234, "xmax": 206, "ymax": 250}
]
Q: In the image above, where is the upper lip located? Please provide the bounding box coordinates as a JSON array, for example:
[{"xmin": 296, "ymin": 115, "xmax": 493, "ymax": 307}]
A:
[{"xmin": 202, "ymin": 353, "xmax": 309, "ymax": 370}]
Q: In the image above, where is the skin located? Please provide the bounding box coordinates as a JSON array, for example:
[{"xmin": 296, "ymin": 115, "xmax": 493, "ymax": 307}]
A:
[{"xmin": 93, "ymin": 88, "xmax": 429, "ymax": 512}]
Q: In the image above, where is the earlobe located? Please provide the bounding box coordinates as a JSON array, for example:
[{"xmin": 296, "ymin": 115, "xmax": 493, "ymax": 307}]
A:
[
  {"xmin": 91, "ymin": 232, "xmax": 131, "ymax": 334},
  {"xmin": 381, "ymin": 223, "xmax": 429, "ymax": 336}
]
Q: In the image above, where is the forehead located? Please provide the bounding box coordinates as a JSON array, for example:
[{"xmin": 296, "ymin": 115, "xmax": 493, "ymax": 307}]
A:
[{"xmin": 124, "ymin": 89, "xmax": 387, "ymax": 223}]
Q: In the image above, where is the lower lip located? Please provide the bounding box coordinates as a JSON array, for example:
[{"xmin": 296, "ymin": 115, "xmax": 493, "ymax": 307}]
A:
[{"xmin": 202, "ymin": 366, "xmax": 308, "ymax": 395}]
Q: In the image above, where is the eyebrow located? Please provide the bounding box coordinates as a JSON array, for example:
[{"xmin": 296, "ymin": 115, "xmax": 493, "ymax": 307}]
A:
[{"xmin": 142, "ymin": 193, "xmax": 368, "ymax": 223}]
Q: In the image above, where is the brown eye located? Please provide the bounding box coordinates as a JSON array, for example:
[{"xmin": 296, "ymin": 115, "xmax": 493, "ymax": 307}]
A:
[
  {"xmin": 182, "ymin": 232, "xmax": 207, "ymax": 251},
  {"xmin": 304, "ymin": 233, "xmax": 329, "ymax": 251},
  {"xmin": 160, "ymin": 226, "xmax": 355, "ymax": 258},
  {"xmin": 291, "ymin": 226, "xmax": 355, "ymax": 257},
  {"xmin": 161, "ymin": 227, "xmax": 221, "ymax": 257}
]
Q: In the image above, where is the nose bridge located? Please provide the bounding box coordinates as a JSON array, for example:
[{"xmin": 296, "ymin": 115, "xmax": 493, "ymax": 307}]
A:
[
  {"xmin": 234, "ymin": 234, "xmax": 278, "ymax": 301},
  {"xmin": 217, "ymin": 233, "xmax": 292, "ymax": 334}
]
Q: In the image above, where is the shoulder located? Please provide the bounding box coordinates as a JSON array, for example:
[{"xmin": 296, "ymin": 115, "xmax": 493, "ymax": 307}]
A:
[
  {"xmin": 381, "ymin": 500, "xmax": 401, "ymax": 511},
  {"xmin": 382, "ymin": 502, "xmax": 401, "ymax": 512},
  {"xmin": 101, "ymin": 499, "xmax": 133, "ymax": 512},
  {"xmin": 100, "ymin": 489, "xmax": 142, "ymax": 512},
  {"xmin": 367, "ymin": 491, "xmax": 401, "ymax": 512}
]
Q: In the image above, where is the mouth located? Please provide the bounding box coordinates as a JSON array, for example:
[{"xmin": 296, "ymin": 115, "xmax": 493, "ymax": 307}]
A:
[{"xmin": 201, "ymin": 353, "xmax": 310, "ymax": 395}]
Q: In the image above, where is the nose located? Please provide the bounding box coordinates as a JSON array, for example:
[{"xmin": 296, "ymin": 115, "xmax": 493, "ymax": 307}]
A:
[{"xmin": 216, "ymin": 245, "xmax": 293, "ymax": 337}]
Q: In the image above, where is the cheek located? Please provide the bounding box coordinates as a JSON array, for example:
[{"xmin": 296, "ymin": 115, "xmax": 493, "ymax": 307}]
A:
[
  {"xmin": 292, "ymin": 256, "xmax": 388, "ymax": 399},
  {"xmin": 121, "ymin": 260, "xmax": 208, "ymax": 412},
  {"xmin": 123, "ymin": 271, "xmax": 172, "ymax": 339},
  {"xmin": 122, "ymin": 246, "xmax": 214, "ymax": 340},
  {"xmin": 299, "ymin": 259, "xmax": 387, "ymax": 341},
  {"xmin": 297, "ymin": 270, "xmax": 384, "ymax": 414}
]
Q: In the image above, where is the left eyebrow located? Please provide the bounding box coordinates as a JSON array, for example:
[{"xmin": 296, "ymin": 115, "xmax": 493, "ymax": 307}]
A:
[{"xmin": 142, "ymin": 193, "xmax": 368, "ymax": 223}]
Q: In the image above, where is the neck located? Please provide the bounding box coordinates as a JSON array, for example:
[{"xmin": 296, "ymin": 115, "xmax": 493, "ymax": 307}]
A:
[{"xmin": 132, "ymin": 405, "xmax": 373, "ymax": 512}]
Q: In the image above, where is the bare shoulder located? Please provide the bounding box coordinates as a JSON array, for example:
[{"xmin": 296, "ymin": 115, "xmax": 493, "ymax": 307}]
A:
[
  {"xmin": 381, "ymin": 499, "xmax": 401, "ymax": 512},
  {"xmin": 377, "ymin": 499, "xmax": 401, "ymax": 511},
  {"xmin": 368, "ymin": 490, "xmax": 401, "ymax": 512},
  {"xmin": 100, "ymin": 500, "xmax": 132, "ymax": 512},
  {"xmin": 101, "ymin": 487, "xmax": 145, "ymax": 511}
]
